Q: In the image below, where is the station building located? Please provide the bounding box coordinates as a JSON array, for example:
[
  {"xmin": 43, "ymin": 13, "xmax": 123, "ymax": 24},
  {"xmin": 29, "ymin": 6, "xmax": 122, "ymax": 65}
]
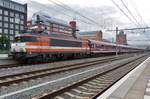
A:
[{"xmin": 0, "ymin": 0, "xmax": 27, "ymax": 42}]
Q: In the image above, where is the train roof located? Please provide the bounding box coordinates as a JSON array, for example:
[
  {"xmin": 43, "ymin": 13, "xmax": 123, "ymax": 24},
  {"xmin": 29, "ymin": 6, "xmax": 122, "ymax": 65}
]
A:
[{"xmin": 89, "ymin": 40, "xmax": 144, "ymax": 50}]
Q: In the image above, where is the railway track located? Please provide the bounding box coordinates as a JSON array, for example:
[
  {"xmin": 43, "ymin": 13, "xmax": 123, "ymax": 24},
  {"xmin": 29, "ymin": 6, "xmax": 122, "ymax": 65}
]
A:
[
  {"xmin": 0, "ymin": 64, "xmax": 22, "ymax": 69},
  {"xmin": 33, "ymin": 55, "xmax": 148, "ymax": 99},
  {"xmin": 0, "ymin": 55, "xmax": 131, "ymax": 87},
  {"xmin": 0, "ymin": 56, "xmax": 115, "ymax": 69},
  {"xmin": 0, "ymin": 54, "xmax": 135, "ymax": 69}
]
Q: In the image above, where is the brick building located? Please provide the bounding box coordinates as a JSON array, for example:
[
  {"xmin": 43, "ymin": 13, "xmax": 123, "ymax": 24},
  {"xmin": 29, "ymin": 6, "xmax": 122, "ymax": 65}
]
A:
[
  {"xmin": 116, "ymin": 31, "xmax": 127, "ymax": 45},
  {"xmin": 78, "ymin": 30, "xmax": 103, "ymax": 41}
]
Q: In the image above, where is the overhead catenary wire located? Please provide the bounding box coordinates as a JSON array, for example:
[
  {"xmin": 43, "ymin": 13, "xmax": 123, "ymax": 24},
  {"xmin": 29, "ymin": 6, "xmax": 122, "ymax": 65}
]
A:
[
  {"xmin": 47, "ymin": 0, "xmax": 103, "ymax": 28},
  {"xmin": 29, "ymin": 0, "xmax": 94, "ymax": 25},
  {"xmin": 110, "ymin": 0, "xmax": 139, "ymax": 27},
  {"xmin": 120, "ymin": 0, "xmax": 142, "ymax": 27},
  {"xmin": 130, "ymin": 0, "xmax": 147, "ymax": 27},
  {"xmin": 107, "ymin": 26, "xmax": 150, "ymax": 32},
  {"xmin": 128, "ymin": 40, "xmax": 150, "ymax": 41}
]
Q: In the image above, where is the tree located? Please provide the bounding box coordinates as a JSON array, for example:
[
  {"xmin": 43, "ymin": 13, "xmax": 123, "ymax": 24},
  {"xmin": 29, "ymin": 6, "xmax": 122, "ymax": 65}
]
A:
[{"xmin": 0, "ymin": 35, "xmax": 10, "ymax": 50}]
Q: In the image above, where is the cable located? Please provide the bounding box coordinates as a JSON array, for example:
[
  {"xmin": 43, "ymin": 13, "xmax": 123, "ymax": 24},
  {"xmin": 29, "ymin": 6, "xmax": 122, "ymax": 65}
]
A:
[
  {"xmin": 47, "ymin": 0, "xmax": 103, "ymax": 27},
  {"xmin": 120, "ymin": 0, "xmax": 141, "ymax": 27},
  {"xmin": 128, "ymin": 40, "xmax": 150, "ymax": 41},
  {"xmin": 29, "ymin": 0, "xmax": 94, "ymax": 25},
  {"xmin": 110, "ymin": 0, "xmax": 139, "ymax": 27},
  {"xmin": 107, "ymin": 26, "xmax": 150, "ymax": 31},
  {"xmin": 130, "ymin": 0, "xmax": 147, "ymax": 27}
]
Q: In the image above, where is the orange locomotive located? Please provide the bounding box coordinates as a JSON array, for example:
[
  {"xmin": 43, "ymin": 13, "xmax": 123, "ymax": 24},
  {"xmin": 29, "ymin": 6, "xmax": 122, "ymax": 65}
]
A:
[{"xmin": 11, "ymin": 32, "xmax": 90, "ymax": 62}]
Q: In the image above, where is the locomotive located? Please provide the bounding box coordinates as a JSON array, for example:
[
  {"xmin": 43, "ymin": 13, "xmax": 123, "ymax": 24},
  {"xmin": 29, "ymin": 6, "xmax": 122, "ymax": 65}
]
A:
[
  {"xmin": 11, "ymin": 12, "xmax": 144, "ymax": 63},
  {"xmin": 11, "ymin": 32, "xmax": 90, "ymax": 62}
]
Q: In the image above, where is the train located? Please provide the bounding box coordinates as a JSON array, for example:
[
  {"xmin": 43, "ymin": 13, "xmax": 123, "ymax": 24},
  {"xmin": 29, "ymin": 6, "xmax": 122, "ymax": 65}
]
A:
[
  {"xmin": 10, "ymin": 31, "xmax": 143, "ymax": 63},
  {"xmin": 10, "ymin": 12, "xmax": 144, "ymax": 63}
]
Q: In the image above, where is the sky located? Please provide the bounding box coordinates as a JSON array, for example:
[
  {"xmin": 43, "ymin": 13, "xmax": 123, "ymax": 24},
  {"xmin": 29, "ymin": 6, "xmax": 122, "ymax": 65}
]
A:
[{"xmin": 13, "ymin": 0, "xmax": 150, "ymax": 47}]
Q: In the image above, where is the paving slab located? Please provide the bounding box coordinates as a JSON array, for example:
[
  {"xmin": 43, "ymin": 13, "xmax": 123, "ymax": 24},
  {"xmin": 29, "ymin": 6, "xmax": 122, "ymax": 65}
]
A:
[
  {"xmin": 98, "ymin": 57, "xmax": 150, "ymax": 99},
  {"xmin": 125, "ymin": 58, "xmax": 150, "ymax": 99}
]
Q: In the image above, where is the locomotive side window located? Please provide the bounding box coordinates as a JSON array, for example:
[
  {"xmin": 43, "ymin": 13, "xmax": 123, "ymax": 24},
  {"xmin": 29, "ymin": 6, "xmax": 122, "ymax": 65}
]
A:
[
  {"xmin": 51, "ymin": 39, "xmax": 82, "ymax": 47},
  {"xmin": 15, "ymin": 36, "xmax": 38, "ymax": 42}
]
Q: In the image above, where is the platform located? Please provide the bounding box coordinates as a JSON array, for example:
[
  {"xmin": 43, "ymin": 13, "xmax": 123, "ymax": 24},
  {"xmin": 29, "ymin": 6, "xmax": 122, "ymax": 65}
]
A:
[
  {"xmin": 0, "ymin": 54, "xmax": 12, "ymax": 59},
  {"xmin": 98, "ymin": 57, "xmax": 150, "ymax": 99}
]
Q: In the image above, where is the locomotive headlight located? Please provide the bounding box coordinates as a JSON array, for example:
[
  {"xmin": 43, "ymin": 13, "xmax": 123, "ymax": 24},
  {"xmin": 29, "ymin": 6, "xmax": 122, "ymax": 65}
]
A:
[
  {"xmin": 16, "ymin": 43, "xmax": 26, "ymax": 46},
  {"xmin": 20, "ymin": 48, "xmax": 26, "ymax": 52},
  {"xmin": 11, "ymin": 43, "xmax": 16, "ymax": 47}
]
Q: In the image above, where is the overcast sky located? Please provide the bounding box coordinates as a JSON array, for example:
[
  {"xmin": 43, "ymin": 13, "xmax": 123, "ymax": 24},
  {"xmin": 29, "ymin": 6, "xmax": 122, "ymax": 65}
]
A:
[{"xmin": 13, "ymin": 0, "xmax": 150, "ymax": 47}]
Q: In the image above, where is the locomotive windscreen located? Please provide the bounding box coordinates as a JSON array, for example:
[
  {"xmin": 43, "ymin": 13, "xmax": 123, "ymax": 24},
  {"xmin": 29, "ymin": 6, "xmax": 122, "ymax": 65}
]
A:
[{"xmin": 15, "ymin": 36, "xmax": 38, "ymax": 42}]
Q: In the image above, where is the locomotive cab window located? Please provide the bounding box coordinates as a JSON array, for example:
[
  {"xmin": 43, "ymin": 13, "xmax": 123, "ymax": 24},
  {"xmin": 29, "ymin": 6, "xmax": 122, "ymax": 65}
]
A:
[{"xmin": 15, "ymin": 36, "xmax": 38, "ymax": 42}]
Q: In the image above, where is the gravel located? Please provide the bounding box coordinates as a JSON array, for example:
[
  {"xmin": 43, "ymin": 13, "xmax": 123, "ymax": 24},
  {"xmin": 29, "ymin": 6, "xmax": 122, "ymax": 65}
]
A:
[
  {"xmin": 0, "ymin": 59, "xmax": 17, "ymax": 65},
  {"xmin": 0, "ymin": 54, "xmax": 133, "ymax": 77}
]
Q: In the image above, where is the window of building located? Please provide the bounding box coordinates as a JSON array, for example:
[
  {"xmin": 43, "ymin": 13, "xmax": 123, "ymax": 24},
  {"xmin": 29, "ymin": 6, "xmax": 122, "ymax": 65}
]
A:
[
  {"xmin": 15, "ymin": 13, "xmax": 19, "ymax": 18},
  {"xmin": 4, "ymin": 29, "xmax": 8, "ymax": 34},
  {"xmin": 20, "ymin": 25, "xmax": 24, "ymax": 30},
  {"xmin": 15, "ymin": 30, "xmax": 19, "ymax": 35},
  {"xmin": 6, "ymin": 35, "xmax": 9, "ymax": 38},
  {"xmin": 10, "ymin": 3, "xmax": 15, "ymax": 9},
  {"xmin": 0, "ymin": 1, "xmax": 3, "ymax": 7},
  {"xmin": 10, "ymin": 18, "xmax": 14, "ymax": 23},
  {"xmin": 0, "ymin": 22, "xmax": 2, "ymax": 27},
  {"xmin": 20, "ymin": 15, "xmax": 24, "ymax": 19},
  {"xmin": 3, "ymin": 2, "xmax": 9, "ymax": 8},
  {"xmin": 0, "ymin": 28, "xmax": 2, "ymax": 33},
  {"xmin": 15, "ymin": 25, "xmax": 19, "ymax": 30},
  {"xmin": 10, "ymin": 36, "xmax": 14, "ymax": 41},
  {"xmin": 19, "ymin": 7, "xmax": 23, "ymax": 12},
  {"xmin": 10, "ymin": 30, "xmax": 14, "ymax": 34},
  {"xmin": 0, "ymin": 9, "xmax": 2, "ymax": 14},
  {"xmin": 20, "ymin": 20, "xmax": 24, "ymax": 24},
  {"xmin": 15, "ymin": 18, "xmax": 20, "ymax": 24},
  {"xmin": 10, "ymin": 12, "xmax": 14, "ymax": 17},
  {"xmin": 4, "ymin": 23, "xmax": 8, "ymax": 28},
  {"xmin": 10, "ymin": 24, "xmax": 14, "ymax": 29},
  {"xmin": 21, "ymin": 8, "xmax": 25, "ymax": 12},
  {"xmin": 4, "ymin": 17, "xmax": 8, "ymax": 21},
  {"xmin": 14, "ymin": 5, "xmax": 19, "ymax": 11},
  {"xmin": 0, "ymin": 16, "xmax": 2, "ymax": 20},
  {"xmin": 4, "ymin": 10, "xmax": 8, "ymax": 16}
]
